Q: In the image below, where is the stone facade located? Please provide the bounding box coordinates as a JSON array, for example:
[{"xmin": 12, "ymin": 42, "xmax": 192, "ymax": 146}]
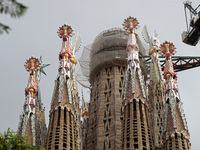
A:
[
  {"xmin": 46, "ymin": 78, "xmax": 81, "ymax": 150},
  {"xmin": 38, "ymin": 22, "xmax": 191, "ymax": 150}
]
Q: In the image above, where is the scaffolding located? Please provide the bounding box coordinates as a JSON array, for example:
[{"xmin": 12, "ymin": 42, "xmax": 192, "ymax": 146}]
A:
[{"xmin": 77, "ymin": 27, "xmax": 148, "ymax": 89}]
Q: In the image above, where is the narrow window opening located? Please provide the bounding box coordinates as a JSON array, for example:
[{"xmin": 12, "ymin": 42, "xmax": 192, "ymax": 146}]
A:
[
  {"xmin": 139, "ymin": 101, "xmax": 144, "ymax": 122},
  {"xmin": 108, "ymin": 119, "xmax": 111, "ymax": 126},
  {"xmin": 121, "ymin": 77, "xmax": 124, "ymax": 83},
  {"xmin": 134, "ymin": 100, "xmax": 137, "ymax": 118},
  {"xmin": 57, "ymin": 107, "xmax": 61, "ymax": 126},
  {"xmin": 106, "ymin": 104, "xmax": 109, "ymax": 111},
  {"xmin": 64, "ymin": 107, "xmax": 66, "ymax": 124},
  {"xmin": 134, "ymin": 144, "xmax": 138, "ymax": 148},
  {"xmin": 55, "ymin": 145, "xmax": 59, "ymax": 150}
]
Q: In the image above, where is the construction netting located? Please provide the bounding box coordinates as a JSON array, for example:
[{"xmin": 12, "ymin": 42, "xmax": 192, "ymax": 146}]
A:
[
  {"xmin": 76, "ymin": 27, "xmax": 149, "ymax": 89},
  {"xmin": 76, "ymin": 44, "xmax": 91, "ymax": 88}
]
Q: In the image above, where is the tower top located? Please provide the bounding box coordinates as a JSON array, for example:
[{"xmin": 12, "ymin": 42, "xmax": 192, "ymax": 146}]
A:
[
  {"xmin": 160, "ymin": 41, "xmax": 176, "ymax": 59},
  {"xmin": 123, "ymin": 16, "xmax": 140, "ymax": 33},
  {"xmin": 161, "ymin": 41, "xmax": 177, "ymax": 83},
  {"xmin": 25, "ymin": 56, "xmax": 41, "ymax": 75},
  {"xmin": 58, "ymin": 24, "xmax": 74, "ymax": 41}
]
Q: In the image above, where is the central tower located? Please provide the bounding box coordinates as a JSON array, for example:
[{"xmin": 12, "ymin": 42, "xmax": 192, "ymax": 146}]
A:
[
  {"xmin": 86, "ymin": 25, "xmax": 147, "ymax": 149},
  {"xmin": 86, "ymin": 28, "xmax": 128, "ymax": 150}
]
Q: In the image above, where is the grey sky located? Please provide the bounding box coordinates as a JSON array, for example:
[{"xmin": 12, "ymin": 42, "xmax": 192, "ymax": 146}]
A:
[{"xmin": 0, "ymin": 0, "xmax": 200, "ymax": 149}]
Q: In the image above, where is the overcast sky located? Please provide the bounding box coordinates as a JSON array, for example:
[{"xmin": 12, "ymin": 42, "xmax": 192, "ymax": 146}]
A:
[{"xmin": 1, "ymin": 0, "xmax": 200, "ymax": 149}]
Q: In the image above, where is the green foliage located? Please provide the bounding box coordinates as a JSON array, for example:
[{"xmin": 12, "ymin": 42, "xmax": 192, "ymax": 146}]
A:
[
  {"xmin": 0, "ymin": 128, "xmax": 41, "ymax": 150},
  {"xmin": 0, "ymin": 0, "xmax": 28, "ymax": 34},
  {"xmin": 0, "ymin": 23, "xmax": 10, "ymax": 34}
]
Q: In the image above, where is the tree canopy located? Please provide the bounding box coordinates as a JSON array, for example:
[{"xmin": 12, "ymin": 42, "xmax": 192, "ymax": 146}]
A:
[
  {"xmin": 0, "ymin": 0, "xmax": 28, "ymax": 34},
  {"xmin": 0, "ymin": 128, "xmax": 44, "ymax": 150}
]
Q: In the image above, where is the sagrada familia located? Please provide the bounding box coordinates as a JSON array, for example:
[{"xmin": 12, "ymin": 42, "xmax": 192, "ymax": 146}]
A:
[{"xmin": 17, "ymin": 16, "xmax": 192, "ymax": 149}]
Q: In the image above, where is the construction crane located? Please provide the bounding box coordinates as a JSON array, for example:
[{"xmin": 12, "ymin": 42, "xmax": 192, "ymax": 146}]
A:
[
  {"xmin": 141, "ymin": 55, "xmax": 200, "ymax": 72},
  {"xmin": 182, "ymin": 1, "xmax": 200, "ymax": 46}
]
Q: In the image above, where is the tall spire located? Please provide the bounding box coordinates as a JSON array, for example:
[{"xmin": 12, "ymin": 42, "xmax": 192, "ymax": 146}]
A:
[
  {"xmin": 18, "ymin": 56, "xmax": 48, "ymax": 148},
  {"xmin": 142, "ymin": 26, "xmax": 165, "ymax": 148},
  {"xmin": 160, "ymin": 41, "xmax": 191, "ymax": 149},
  {"xmin": 122, "ymin": 16, "xmax": 154, "ymax": 149},
  {"xmin": 25, "ymin": 57, "xmax": 40, "ymax": 103},
  {"xmin": 46, "ymin": 24, "xmax": 82, "ymax": 150},
  {"xmin": 23, "ymin": 57, "xmax": 40, "ymax": 146},
  {"xmin": 123, "ymin": 16, "xmax": 146, "ymax": 100},
  {"xmin": 57, "ymin": 24, "xmax": 77, "ymax": 79}
]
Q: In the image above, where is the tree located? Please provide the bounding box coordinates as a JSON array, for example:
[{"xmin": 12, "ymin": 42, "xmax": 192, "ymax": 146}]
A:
[
  {"xmin": 0, "ymin": 128, "xmax": 44, "ymax": 150},
  {"xmin": 0, "ymin": 0, "xmax": 28, "ymax": 34}
]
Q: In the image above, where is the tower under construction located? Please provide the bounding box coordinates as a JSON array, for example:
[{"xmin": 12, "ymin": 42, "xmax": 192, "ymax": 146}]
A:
[{"xmin": 17, "ymin": 15, "xmax": 194, "ymax": 150}]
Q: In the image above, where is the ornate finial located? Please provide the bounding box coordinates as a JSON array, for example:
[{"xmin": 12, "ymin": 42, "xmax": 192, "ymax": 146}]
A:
[
  {"xmin": 160, "ymin": 42, "xmax": 177, "ymax": 83},
  {"xmin": 25, "ymin": 56, "xmax": 41, "ymax": 75},
  {"xmin": 160, "ymin": 41, "xmax": 176, "ymax": 59},
  {"xmin": 24, "ymin": 57, "xmax": 40, "ymax": 98},
  {"xmin": 123, "ymin": 16, "xmax": 140, "ymax": 33},
  {"xmin": 58, "ymin": 24, "xmax": 74, "ymax": 41}
]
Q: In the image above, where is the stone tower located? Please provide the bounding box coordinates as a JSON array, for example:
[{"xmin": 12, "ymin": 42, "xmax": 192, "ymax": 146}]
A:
[
  {"xmin": 86, "ymin": 24, "xmax": 147, "ymax": 149},
  {"xmin": 142, "ymin": 26, "xmax": 166, "ymax": 149},
  {"xmin": 45, "ymin": 24, "xmax": 82, "ymax": 150},
  {"xmin": 121, "ymin": 16, "xmax": 154, "ymax": 150},
  {"xmin": 18, "ymin": 56, "xmax": 48, "ymax": 149},
  {"xmin": 86, "ymin": 27, "xmax": 128, "ymax": 150},
  {"xmin": 160, "ymin": 42, "xmax": 191, "ymax": 150},
  {"xmin": 148, "ymin": 47, "xmax": 165, "ymax": 149}
]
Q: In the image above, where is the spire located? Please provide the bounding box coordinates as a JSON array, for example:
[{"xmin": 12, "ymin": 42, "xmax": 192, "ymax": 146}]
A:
[
  {"xmin": 50, "ymin": 24, "xmax": 81, "ymax": 106},
  {"xmin": 18, "ymin": 56, "xmax": 48, "ymax": 148},
  {"xmin": 46, "ymin": 24, "xmax": 82, "ymax": 150},
  {"xmin": 143, "ymin": 27, "xmax": 165, "ymax": 148},
  {"xmin": 123, "ymin": 16, "xmax": 146, "ymax": 100},
  {"xmin": 122, "ymin": 16, "xmax": 154, "ymax": 150},
  {"xmin": 160, "ymin": 41, "xmax": 190, "ymax": 149},
  {"xmin": 24, "ymin": 56, "xmax": 41, "ymax": 117},
  {"xmin": 161, "ymin": 41, "xmax": 182, "ymax": 130},
  {"xmin": 57, "ymin": 24, "xmax": 77, "ymax": 79},
  {"xmin": 161, "ymin": 42, "xmax": 176, "ymax": 83}
]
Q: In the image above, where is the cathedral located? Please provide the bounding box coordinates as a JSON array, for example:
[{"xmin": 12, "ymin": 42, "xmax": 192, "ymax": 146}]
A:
[{"xmin": 18, "ymin": 16, "xmax": 191, "ymax": 149}]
